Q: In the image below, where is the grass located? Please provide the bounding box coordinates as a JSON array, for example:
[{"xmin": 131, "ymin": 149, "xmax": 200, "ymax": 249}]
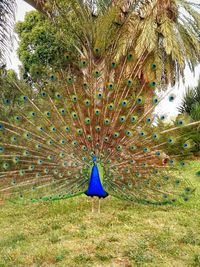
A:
[{"xmin": 0, "ymin": 161, "xmax": 199, "ymax": 267}]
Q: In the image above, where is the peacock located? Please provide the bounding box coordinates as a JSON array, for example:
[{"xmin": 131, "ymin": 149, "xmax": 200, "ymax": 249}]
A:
[{"xmin": 0, "ymin": 0, "xmax": 200, "ymax": 211}]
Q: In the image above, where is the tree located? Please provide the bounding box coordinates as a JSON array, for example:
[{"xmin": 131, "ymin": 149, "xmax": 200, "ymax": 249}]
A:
[
  {"xmin": 176, "ymin": 81, "xmax": 200, "ymax": 155},
  {"xmin": 16, "ymin": 11, "xmax": 78, "ymax": 83},
  {"xmin": 179, "ymin": 80, "xmax": 200, "ymax": 121}
]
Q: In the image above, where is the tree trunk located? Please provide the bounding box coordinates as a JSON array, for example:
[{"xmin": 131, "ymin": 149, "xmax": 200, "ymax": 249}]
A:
[{"xmin": 24, "ymin": 0, "xmax": 46, "ymax": 13}]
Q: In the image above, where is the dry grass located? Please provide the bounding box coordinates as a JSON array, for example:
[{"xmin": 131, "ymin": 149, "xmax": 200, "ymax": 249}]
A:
[{"xmin": 0, "ymin": 161, "xmax": 200, "ymax": 267}]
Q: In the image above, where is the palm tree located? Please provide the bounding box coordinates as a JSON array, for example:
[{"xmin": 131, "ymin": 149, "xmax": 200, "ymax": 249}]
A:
[
  {"xmin": 0, "ymin": 0, "xmax": 200, "ymax": 93},
  {"xmin": 24, "ymin": 0, "xmax": 46, "ymax": 12},
  {"xmin": 0, "ymin": 0, "xmax": 16, "ymax": 65},
  {"xmin": 179, "ymin": 79, "xmax": 200, "ymax": 120}
]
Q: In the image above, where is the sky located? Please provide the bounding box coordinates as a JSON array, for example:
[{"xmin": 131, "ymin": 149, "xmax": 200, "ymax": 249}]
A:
[{"xmin": 5, "ymin": 0, "xmax": 200, "ymax": 118}]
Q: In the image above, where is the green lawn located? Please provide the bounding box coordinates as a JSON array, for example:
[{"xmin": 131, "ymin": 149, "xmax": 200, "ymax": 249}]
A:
[{"xmin": 0, "ymin": 161, "xmax": 200, "ymax": 267}]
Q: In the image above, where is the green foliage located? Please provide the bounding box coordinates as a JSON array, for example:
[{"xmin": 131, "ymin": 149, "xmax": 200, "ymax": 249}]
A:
[
  {"xmin": 16, "ymin": 11, "xmax": 77, "ymax": 82},
  {"xmin": 179, "ymin": 80, "xmax": 200, "ymax": 120}
]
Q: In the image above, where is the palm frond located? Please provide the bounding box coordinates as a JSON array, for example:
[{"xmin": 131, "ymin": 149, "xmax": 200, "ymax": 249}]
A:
[{"xmin": 0, "ymin": 0, "xmax": 16, "ymax": 65}]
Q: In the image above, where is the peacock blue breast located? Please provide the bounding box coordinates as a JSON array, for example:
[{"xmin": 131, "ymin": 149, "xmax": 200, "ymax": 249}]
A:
[{"xmin": 85, "ymin": 165, "xmax": 108, "ymax": 198}]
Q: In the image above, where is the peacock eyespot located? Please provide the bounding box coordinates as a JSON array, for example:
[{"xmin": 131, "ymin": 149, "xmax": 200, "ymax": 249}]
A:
[
  {"xmin": 104, "ymin": 118, "xmax": 110, "ymax": 125},
  {"xmin": 3, "ymin": 99, "xmax": 11, "ymax": 105},
  {"xmin": 169, "ymin": 94, "xmax": 176, "ymax": 102},
  {"xmin": 95, "ymin": 109, "xmax": 100, "ymax": 115},
  {"xmin": 72, "ymin": 95, "xmax": 77, "ymax": 103},
  {"xmin": 72, "ymin": 140, "xmax": 78, "ymax": 146},
  {"xmin": 139, "ymin": 131, "xmax": 145, "ymax": 137},
  {"xmin": 87, "ymin": 135, "xmax": 92, "ymax": 141},
  {"xmin": 72, "ymin": 112, "xmax": 78, "ymax": 119},
  {"xmin": 77, "ymin": 129, "xmax": 83, "ymax": 135},
  {"xmin": 108, "ymin": 103, "xmax": 114, "ymax": 110},
  {"xmin": 113, "ymin": 132, "xmax": 119, "ymax": 138},
  {"xmin": 160, "ymin": 115, "xmax": 166, "ymax": 120},
  {"xmin": 82, "ymin": 146, "xmax": 87, "ymax": 151},
  {"xmin": 65, "ymin": 126, "xmax": 70, "ymax": 132},
  {"xmin": 104, "ymin": 136, "xmax": 109, "ymax": 143},
  {"xmin": 119, "ymin": 116, "xmax": 125, "ymax": 123},
  {"xmin": 127, "ymin": 53, "xmax": 133, "ymax": 61},
  {"xmin": 60, "ymin": 109, "xmax": 66, "ymax": 115},
  {"xmin": 111, "ymin": 62, "xmax": 117, "ymax": 68},
  {"xmin": 83, "ymin": 83, "xmax": 89, "ymax": 89},
  {"xmin": 55, "ymin": 93, "xmax": 61, "ymax": 99},
  {"xmin": 153, "ymin": 134, "xmax": 158, "ymax": 139},
  {"xmin": 95, "ymin": 126, "xmax": 101, "ymax": 132},
  {"xmin": 121, "ymin": 100, "xmax": 128, "ymax": 107},
  {"xmin": 153, "ymin": 98, "xmax": 158, "ymax": 104},
  {"xmin": 84, "ymin": 99, "xmax": 90, "ymax": 107},
  {"xmin": 168, "ymin": 138, "xmax": 173, "ymax": 144},
  {"xmin": 0, "ymin": 123, "xmax": 4, "ymax": 130},
  {"xmin": 85, "ymin": 118, "xmax": 91, "ymax": 125},
  {"xmin": 127, "ymin": 79, "xmax": 132, "ymax": 86},
  {"xmin": 97, "ymin": 93, "xmax": 103, "ymax": 99},
  {"xmin": 50, "ymin": 75, "xmax": 56, "ymax": 81},
  {"xmin": 125, "ymin": 130, "xmax": 132, "ymax": 137},
  {"xmin": 46, "ymin": 111, "xmax": 51, "ymax": 117},
  {"xmin": 41, "ymin": 92, "xmax": 47, "ymax": 97},
  {"xmin": 150, "ymin": 81, "xmax": 156, "ymax": 88},
  {"xmin": 151, "ymin": 63, "xmax": 156, "ymax": 70}
]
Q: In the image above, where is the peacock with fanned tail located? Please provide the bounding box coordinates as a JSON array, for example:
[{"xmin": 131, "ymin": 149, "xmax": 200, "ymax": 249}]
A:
[{"xmin": 0, "ymin": 0, "xmax": 200, "ymax": 207}]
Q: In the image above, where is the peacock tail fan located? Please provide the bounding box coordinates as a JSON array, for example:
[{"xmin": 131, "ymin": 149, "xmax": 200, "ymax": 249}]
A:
[
  {"xmin": 0, "ymin": 0, "xmax": 199, "ymax": 205},
  {"xmin": 0, "ymin": 53, "xmax": 197, "ymax": 205}
]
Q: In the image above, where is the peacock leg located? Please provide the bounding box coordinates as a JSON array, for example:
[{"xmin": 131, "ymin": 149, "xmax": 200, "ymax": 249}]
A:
[
  {"xmin": 98, "ymin": 198, "xmax": 101, "ymax": 213},
  {"xmin": 91, "ymin": 197, "xmax": 94, "ymax": 213}
]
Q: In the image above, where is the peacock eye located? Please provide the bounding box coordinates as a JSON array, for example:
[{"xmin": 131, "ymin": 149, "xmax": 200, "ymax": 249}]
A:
[
  {"xmin": 108, "ymin": 103, "xmax": 114, "ymax": 110},
  {"xmin": 151, "ymin": 63, "xmax": 156, "ymax": 70},
  {"xmin": 84, "ymin": 99, "xmax": 90, "ymax": 107},
  {"xmin": 82, "ymin": 146, "xmax": 87, "ymax": 151},
  {"xmin": 119, "ymin": 116, "xmax": 125, "ymax": 123},
  {"xmin": 150, "ymin": 81, "xmax": 156, "ymax": 88},
  {"xmin": 169, "ymin": 94, "xmax": 176, "ymax": 102},
  {"xmin": 95, "ymin": 109, "xmax": 100, "ymax": 115},
  {"xmin": 95, "ymin": 126, "xmax": 101, "ymax": 132},
  {"xmin": 72, "ymin": 95, "xmax": 77, "ymax": 103},
  {"xmin": 87, "ymin": 135, "xmax": 92, "ymax": 141},
  {"xmin": 121, "ymin": 100, "xmax": 128, "ymax": 107},
  {"xmin": 160, "ymin": 115, "xmax": 166, "ymax": 120},
  {"xmin": 85, "ymin": 117, "xmax": 91, "ymax": 125},
  {"xmin": 97, "ymin": 93, "xmax": 103, "ymax": 99},
  {"xmin": 104, "ymin": 136, "xmax": 109, "ymax": 142},
  {"xmin": 104, "ymin": 118, "xmax": 110, "ymax": 125},
  {"xmin": 127, "ymin": 53, "xmax": 133, "ymax": 61},
  {"xmin": 41, "ymin": 92, "xmax": 47, "ymax": 97},
  {"xmin": 111, "ymin": 62, "xmax": 117, "ymax": 68},
  {"xmin": 72, "ymin": 112, "xmax": 78, "ymax": 119}
]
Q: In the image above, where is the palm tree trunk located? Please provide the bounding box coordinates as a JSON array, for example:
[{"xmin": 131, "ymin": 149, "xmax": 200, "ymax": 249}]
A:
[{"xmin": 24, "ymin": 0, "xmax": 46, "ymax": 13}]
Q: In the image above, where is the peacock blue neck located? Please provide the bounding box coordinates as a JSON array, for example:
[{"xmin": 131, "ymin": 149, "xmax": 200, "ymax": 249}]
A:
[{"xmin": 85, "ymin": 164, "xmax": 108, "ymax": 198}]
